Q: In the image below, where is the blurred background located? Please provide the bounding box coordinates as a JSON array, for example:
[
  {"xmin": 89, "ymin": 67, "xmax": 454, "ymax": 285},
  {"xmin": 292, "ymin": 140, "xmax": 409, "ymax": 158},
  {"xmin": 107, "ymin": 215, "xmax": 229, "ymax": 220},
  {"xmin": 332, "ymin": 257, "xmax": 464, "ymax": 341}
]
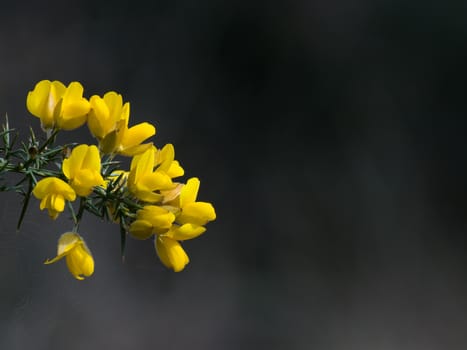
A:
[{"xmin": 1, "ymin": 0, "xmax": 467, "ymax": 349}]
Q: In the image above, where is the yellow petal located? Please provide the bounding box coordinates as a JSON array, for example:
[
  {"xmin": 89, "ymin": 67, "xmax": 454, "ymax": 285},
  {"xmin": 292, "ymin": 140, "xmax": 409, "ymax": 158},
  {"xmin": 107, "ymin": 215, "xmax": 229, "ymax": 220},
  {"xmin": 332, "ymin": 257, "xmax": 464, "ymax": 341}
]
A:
[
  {"xmin": 55, "ymin": 82, "xmax": 90, "ymax": 130},
  {"xmin": 120, "ymin": 122, "xmax": 155, "ymax": 149},
  {"xmin": 155, "ymin": 144, "xmax": 174, "ymax": 172},
  {"xmin": 82, "ymin": 145, "xmax": 101, "ymax": 173},
  {"xmin": 32, "ymin": 177, "xmax": 54, "ymax": 198},
  {"xmin": 61, "ymin": 82, "xmax": 90, "ymax": 118},
  {"xmin": 166, "ymin": 223, "xmax": 206, "ymax": 241},
  {"xmin": 26, "ymin": 80, "xmax": 66, "ymax": 129},
  {"xmin": 155, "ymin": 236, "xmax": 189, "ymax": 272},
  {"xmin": 167, "ymin": 160, "xmax": 184, "ymax": 178},
  {"xmin": 50, "ymin": 194, "xmax": 65, "ymax": 213},
  {"xmin": 32, "ymin": 177, "xmax": 76, "ymax": 201},
  {"xmin": 57, "ymin": 112, "xmax": 87, "ymax": 131},
  {"xmin": 72, "ymin": 169, "xmax": 104, "ymax": 197},
  {"xmin": 132, "ymin": 190, "xmax": 164, "ymax": 203},
  {"xmin": 63, "ymin": 144, "xmax": 88, "ymax": 180},
  {"xmin": 40, "ymin": 195, "xmax": 60, "ymax": 219},
  {"xmin": 119, "ymin": 143, "xmax": 154, "ymax": 157},
  {"xmin": 129, "ymin": 172, "xmax": 173, "ymax": 203},
  {"xmin": 44, "ymin": 252, "xmax": 68, "ymax": 265},
  {"xmin": 138, "ymin": 172, "xmax": 173, "ymax": 192},
  {"xmin": 26, "ymin": 80, "xmax": 52, "ymax": 117},
  {"xmin": 129, "ymin": 219, "xmax": 154, "ymax": 240},
  {"xmin": 61, "ymin": 184, "xmax": 77, "ymax": 201},
  {"xmin": 66, "ymin": 243, "xmax": 94, "ymax": 280},
  {"xmin": 88, "ymin": 95, "xmax": 110, "ymax": 139},
  {"xmin": 177, "ymin": 202, "xmax": 216, "ymax": 226},
  {"xmin": 137, "ymin": 206, "xmax": 175, "ymax": 234},
  {"xmin": 137, "ymin": 205, "xmax": 170, "ymax": 219},
  {"xmin": 121, "ymin": 101, "xmax": 130, "ymax": 122},
  {"xmin": 103, "ymin": 91, "xmax": 124, "ymax": 123},
  {"xmin": 132, "ymin": 147, "xmax": 155, "ymax": 182},
  {"xmin": 57, "ymin": 232, "xmax": 81, "ymax": 255},
  {"xmin": 39, "ymin": 195, "xmax": 49, "ymax": 210},
  {"xmin": 61, "ymin": 158, "xmax": 71, "ymax": 180},
  {"xmin": 44, "ymin": 232, "xmax": 80, "ymax": 265},
  {"xmin": 180, "ymin": 177, "xmax": 200, "ymax": 207}
]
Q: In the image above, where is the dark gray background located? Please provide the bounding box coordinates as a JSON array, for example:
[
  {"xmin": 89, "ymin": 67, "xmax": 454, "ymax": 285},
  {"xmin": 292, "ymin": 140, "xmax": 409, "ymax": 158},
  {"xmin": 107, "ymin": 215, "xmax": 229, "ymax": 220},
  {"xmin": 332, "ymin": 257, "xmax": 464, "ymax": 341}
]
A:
[{"xmin": 1, "ymin": 1, "xmax": 467, "ymax": 349}]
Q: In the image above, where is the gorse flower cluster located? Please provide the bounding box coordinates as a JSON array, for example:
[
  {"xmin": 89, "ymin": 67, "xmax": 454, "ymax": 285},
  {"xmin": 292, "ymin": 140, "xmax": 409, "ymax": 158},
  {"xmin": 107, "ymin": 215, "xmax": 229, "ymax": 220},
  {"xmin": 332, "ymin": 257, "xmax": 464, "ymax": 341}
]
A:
[{"xmin": 1, "ymin": 80, "xmax": 216, "ymax": 280}]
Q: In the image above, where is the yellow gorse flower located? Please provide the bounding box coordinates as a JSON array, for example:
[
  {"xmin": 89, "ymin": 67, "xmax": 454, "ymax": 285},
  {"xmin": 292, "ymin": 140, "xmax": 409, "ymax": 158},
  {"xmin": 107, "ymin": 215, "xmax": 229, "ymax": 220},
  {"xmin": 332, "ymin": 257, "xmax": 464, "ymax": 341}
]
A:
[
  {"xmin": 87, "ymin": 91, "xmax": 129, "ymax": 141},
  {"xmin": 164, "ymin": 223, "xmax": 207, "ymax": 241},
  {"xmin": 127, "ymin": 146, "xmax": 174, "ymax": 203},
  {"xmin": 26, "ymin": 80, "xmax": 65, "ymax": 130},
  {"xmin": 174, "ymin": 177, "xmax": 216, "ymax": 226},
  {"xmin": 87, "ymin": 92, "xmax": 155, "ymax": 156},
  {"xmin": 154, "ymin": 143, "xmax": 184, "ymax": 178},
  {"xmin": 26, "ymin": 80, "xmax": 90, "ymax": 131},
  {"xmin": 32, "ymin": 177, "xmax": 76, "ymax": 219},
  {"xmin": 62, "ymin": 144, "xmax": 104, "ymax": 197},
  {"xmin": 54, "ymin": 82, "xmax": 90, "ymax": 130},
  {"xmin": 110, "ymin": 114, "xmax": 156, "ymax": 156},
  {"xmin": 44, "ymin": 232, "xmax": 94, "ymax": 280}
]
